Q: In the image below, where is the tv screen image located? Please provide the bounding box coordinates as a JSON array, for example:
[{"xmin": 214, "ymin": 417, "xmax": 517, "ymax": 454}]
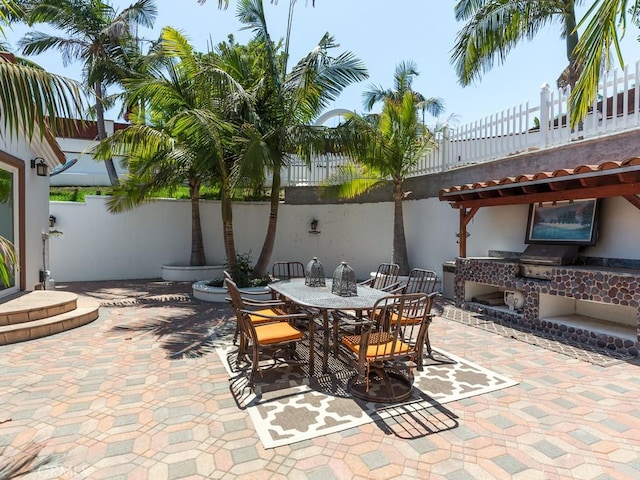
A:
[{"xmin": 525, "ymin": 198, "xmax": 601, "ymax": 245}]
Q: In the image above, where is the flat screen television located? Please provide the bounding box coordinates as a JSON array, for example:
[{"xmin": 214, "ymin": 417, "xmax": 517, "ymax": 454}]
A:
[{"xmin": 525, "ymin": 198, "xmax": 601, "ymax": 245}]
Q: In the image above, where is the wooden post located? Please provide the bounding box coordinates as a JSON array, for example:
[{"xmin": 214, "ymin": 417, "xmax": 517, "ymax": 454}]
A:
[
  {"xmin": 459, "ymin": 207, "xmax": 467, "ymax": 258},
  {"xmin": 459, "ymin": 207, "xmax": 479, "ymax": 258}
]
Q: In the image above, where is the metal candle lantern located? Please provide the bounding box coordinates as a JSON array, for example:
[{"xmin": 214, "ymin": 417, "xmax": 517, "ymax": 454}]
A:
[
  {"xmin": 305, "ymin": 257, "xmax": 326, "ymax": 287},
  {"xmin": 331, "ymin": 261, "xmax": 357, "ymax": 297}
]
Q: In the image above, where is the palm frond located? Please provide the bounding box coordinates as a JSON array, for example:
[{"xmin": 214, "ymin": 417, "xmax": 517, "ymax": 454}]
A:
[
  {"xmin": 0, "ymin": 234, "xmax": 16, "ymax": 288},
  {"xmin": 322, "ymin": 161, "xmax": 382, "ymax": 198},
  {"xmin": 451, "ymin": 0, "xmax": 564, "ymax": 85},
  {"xmin": 569, "ymin": 0, "xmax": 629, "ymax": 126},
  {"xmin": 0, "ymin": 59, "xmax": 84, "ymax": 140}
]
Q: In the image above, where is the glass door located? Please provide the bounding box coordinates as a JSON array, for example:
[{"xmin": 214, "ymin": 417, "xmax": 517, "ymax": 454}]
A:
[{"xmin": 0, "ymin": 167, "xmax": 17, "ymax": 295}]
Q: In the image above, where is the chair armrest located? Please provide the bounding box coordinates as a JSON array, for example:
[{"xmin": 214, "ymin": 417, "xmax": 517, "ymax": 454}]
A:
[
  {"xmin": 242, "ymin": 298, "xmax": 287, "ymax": 307},
  {"xmin": 358, "ymin": 278, "xmax": 373, "ymax": 287},
  {"xmin": 239, "ymin": 309, "xmax": 308, "ymax": 321},
  {"xmin": 332, "ymin": 310, "xmax": 374, "ymax": 327},
  {"xmin": 237, "ymin": 288, "xmax": 271, "ymax": 296},
  {"xmin": 380, "ymin": 281, "xmax": 402, "ymax": 292}
]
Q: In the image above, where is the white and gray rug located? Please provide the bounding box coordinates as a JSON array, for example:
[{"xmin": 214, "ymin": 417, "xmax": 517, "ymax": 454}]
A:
[{"xmin": 217, "ymin": 344, "xmax": 518, "ymax": 449}]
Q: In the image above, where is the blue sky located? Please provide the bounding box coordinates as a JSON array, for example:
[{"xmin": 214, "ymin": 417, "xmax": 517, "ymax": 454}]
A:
[{"xmin": 5, "ymin": 0, "xmax": 640, "ymax": 126}]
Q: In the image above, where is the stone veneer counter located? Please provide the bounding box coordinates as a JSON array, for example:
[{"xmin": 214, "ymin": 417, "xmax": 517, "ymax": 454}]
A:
[{"xmin": 454, "ymin": 257, "xmax": 640, "ymax": 356}]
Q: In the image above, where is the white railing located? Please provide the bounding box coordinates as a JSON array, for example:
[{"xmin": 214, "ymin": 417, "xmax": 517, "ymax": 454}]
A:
[{"xmin": 284, "ymin": 59, "xmax": 640, "ymax": 186}]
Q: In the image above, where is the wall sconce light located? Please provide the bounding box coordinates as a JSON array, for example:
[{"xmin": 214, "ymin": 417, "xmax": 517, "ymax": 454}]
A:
[
  {"xmin": 49, "ymin": 215, "xmax": 56, "ymax": 228},
  {"xmin": 31, "ymin": 157, "xmax": 48, "ymax": 177},
  {"xmin": 309, "ymin": 219, "xmax": 320, "ymax": 234}
]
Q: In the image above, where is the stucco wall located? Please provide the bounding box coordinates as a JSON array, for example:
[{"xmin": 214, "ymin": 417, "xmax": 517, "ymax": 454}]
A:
[
  {"xmin": 48, "ymin": 194, "xmax": 640, "ymax": 283},
  {"xmin": 1, "ymin": 136, "xmax": 53, "ymax": 292}
]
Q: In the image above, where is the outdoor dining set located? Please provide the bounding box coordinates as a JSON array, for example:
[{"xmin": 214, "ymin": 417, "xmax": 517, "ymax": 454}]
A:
[{"xmin": 225, "ymin": 260, "xmax": 439, "ymax": 403}]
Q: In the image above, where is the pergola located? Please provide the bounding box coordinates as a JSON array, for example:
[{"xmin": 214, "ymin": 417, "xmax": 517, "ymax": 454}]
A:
[{"xmin": 438, "ymin": 157, "xmax": 640, "ymax": 257}]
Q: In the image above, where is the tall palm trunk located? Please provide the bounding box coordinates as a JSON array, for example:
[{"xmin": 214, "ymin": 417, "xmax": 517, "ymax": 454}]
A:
[
  {"xmin": 253, "ymin": 167, "xmax": 280, "ymax": 277},
  {"xmin": 392, "ymin": 179, "xmax": 409, "ymax": 275},
  {"xmin": 563, "ymin": 0, "xmax": 580, "ymax": 89},
  {"xmin": 220, "ymin": 172, "xmax": 236, "ymax": 273},
  {"xmin": 94, "ymin": 80, "xmax": 119, "ymax": 186},
  {"xmin": 189, "ymin": 177, "xmax": 206, "ymax": 266}
]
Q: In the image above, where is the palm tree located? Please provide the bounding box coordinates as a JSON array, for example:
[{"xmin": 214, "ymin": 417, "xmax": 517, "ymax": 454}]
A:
[
  {"xmin": 323, "ymin": 62, "xmax": 442, "ymax": 275},
  {"xmin": 363, "ymin": 60, "xmax": 445, "ymax": 118},
  {"xmin": 451, "ymin": 1, "xmax": 582, "ymax": 90},
  {"xmin": 326, "ymin": 87, "xmax": 441, "ymax": 275},
  {"xmin": 568, "ymin": 0, "xmax": 640, "ymax": 126},
  {"xmin": 229, "ymin": 0, "xmax": 368, "ymax": 278},
  {"xmin": 96, "ymin": 27, "xmax": 249, "ymax": 271},
  {"xmin": 14, "ymin": 0, "xmax": 158, "ymax": 186}
]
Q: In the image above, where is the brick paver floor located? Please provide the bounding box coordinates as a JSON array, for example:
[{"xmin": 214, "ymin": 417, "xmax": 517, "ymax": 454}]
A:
[{"xmin": 1, "ymin": 279, "xmax": 640, "ymax": 479}]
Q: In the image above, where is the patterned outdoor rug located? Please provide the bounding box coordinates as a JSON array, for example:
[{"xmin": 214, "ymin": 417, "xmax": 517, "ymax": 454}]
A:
[{"xmin": 217, "ymin": 343, "xmax": 517, "ymax": 448}]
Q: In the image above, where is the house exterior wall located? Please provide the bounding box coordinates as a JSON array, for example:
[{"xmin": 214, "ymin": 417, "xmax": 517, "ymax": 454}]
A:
[
  {"xmin": 0, "ymin": 138, "xmax": 52, "ymax": 294},
  {"xmin": 51, "ymin": 135, "xmax": 127, "ymax": 186}
]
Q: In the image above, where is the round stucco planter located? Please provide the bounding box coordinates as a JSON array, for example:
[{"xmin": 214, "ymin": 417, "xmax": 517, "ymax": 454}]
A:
[
  {"xmin": 192, "ymin": 280, "xmax": 272, "ymax": 303},
  {"xmin": 161, "ymin": 265, "xmax": 225, "ymax": 282}
]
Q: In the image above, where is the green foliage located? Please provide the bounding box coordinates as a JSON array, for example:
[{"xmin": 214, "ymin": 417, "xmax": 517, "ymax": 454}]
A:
[
  {"xmin": 228, "ymin": 251, "xmax": 270, "ymax": 287},
  {"xmin": 0, "ymin": 234, "xmax": 16, "ymax": 287}
]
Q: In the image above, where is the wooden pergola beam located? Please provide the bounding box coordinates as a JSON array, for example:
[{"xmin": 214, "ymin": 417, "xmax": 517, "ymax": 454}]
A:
[{"xmin": 446, "ymin": 182, "xmax": 640, "ymax": 209}]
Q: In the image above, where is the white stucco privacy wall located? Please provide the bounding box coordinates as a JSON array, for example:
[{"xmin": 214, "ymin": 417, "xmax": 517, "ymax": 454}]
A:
[{"xmin": 48, "ymin": 195, "xmax": 640, "ymax": 283}]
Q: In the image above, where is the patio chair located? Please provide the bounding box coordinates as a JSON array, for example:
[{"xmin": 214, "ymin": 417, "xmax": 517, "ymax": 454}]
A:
[
  {"xmin": 225, "ymin": 278, "xmax": 307, "ymax": 388},
  {"xmin": 390, "ymin": 268, "xmax": 438, "ymax": 295},
  {"xmin": 270, "ymin": 261, "xmax": 305, "ymax": 281},
  {"xmin": 388, "ymin": 291, "xmax": 439, "ymax": 362},
  {"xmin": 223, "ymin": 271, "xmax": 286, "ymax": 344},
  {"xmin": 269, "ymin": 261, "xmax": 306, "ymax": 304},
  {"xmin": 339, "ymin": 293, "xmax": 432, "ymax": 403},
  {"xmin": 360, "ymin": 263, "xmax": 400, "ymax": 292}
]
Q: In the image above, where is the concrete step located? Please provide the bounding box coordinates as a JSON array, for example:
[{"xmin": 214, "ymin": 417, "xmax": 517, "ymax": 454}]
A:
[
  {"xmin": 0, "ymin": 290, "xmax": 78, "ymax": 326},
  {"xmin": 0, "ymin": 295, "xmax": 100, "ymax": 346}
]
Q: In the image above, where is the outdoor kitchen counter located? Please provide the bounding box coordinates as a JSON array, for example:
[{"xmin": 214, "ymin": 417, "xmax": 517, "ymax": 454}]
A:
[{"xmin": 453, "ymin": 257, "xmax": 640, "ymax": 356}]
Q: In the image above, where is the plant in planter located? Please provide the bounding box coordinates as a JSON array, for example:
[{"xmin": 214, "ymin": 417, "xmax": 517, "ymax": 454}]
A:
[
  {"xmin": 203, "ymin": 252, "xmax": 271, "ymax": 288},
  {"xmin": 193, "ymin": 252, "xmax": 271, "ymax": 303},
  {"xmin": 227, "ymin": 252, "xmax": 271, "ymax": 288}
]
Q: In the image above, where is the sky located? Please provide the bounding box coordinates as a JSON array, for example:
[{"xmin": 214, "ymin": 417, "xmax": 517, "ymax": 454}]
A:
[{"xmin": 5, "ymin": 0, "xmax": 640, "ymax": 127}]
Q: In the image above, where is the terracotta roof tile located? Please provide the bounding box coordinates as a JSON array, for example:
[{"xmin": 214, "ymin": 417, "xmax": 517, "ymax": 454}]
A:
[{"xmin": 439, "ymin": 158, "xmax": 640, "ymax": 207}]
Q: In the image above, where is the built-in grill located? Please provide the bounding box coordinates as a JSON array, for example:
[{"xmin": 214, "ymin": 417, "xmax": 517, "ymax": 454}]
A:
[{"xmin": 518, "ymin": 244, "xmax": 580, "ymax": 279}]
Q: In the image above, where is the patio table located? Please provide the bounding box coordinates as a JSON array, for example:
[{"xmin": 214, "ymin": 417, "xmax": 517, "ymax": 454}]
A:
[{"xmin": 269, "ymin": 278, "xmax": 389, "ymax": 373}]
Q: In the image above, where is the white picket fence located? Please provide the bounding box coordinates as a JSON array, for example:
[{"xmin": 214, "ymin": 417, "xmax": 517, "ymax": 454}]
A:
[{"xmin": 283, "ymin": 60, "xmax": 640, "ymax": 186}]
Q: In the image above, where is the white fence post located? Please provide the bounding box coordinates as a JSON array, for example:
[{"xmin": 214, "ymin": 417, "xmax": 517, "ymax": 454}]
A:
[
  {"xmin": 440, "ymin": 126, "xmax": 449, "ymax": 172},
  {"xmin": 540, "ymin": 83, "xmax": 551, "ymax": 148}
]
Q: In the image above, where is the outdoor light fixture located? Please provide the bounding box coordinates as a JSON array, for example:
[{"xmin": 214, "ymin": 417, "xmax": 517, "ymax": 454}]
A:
[
  {"xmin": 31, "ymin": 157, "xmax": 48, "ymax": 177},
  {"xmin": 49, "ymin": 215, "xmax": 56, "ymax": 228},
  {"xmin": 331, "ymin": 261, "xmax": 357, "ymax": 297},
  {"xmin": 305, "ymin": 257, "xmax": 325, "ymax": 287},
  {"xmin": 309, "ymin": 218, "xmax": 320, "ymax": 234}
]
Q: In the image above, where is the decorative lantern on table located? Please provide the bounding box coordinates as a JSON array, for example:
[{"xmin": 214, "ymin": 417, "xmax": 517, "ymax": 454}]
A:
[
  {"xmin": 305, "ymin": 257, "xmax": 326, "ymax": 287},
  {"xmin": 331, "ymin": 261, "xmax": 357, "ymax": 297}
]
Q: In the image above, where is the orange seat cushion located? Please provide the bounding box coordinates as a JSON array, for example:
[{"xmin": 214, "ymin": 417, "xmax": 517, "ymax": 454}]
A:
[
  {"xmin": 342, "ymin": 332, "xmax": 411, "ymax": 360},
  {"xmin": 255, "ymin": 322, "xmax": 303, "ymax": 345}
]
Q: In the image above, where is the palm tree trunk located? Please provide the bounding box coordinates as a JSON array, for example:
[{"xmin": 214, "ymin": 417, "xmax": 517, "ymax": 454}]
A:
[
  {"xmin": 220, "ymin": 177, "xmax": 236, "ymax": 273},
  {"xmin": 94, "ymin": 80, "xmax": 119, "ymax": 186},
  {"xmin": 189, "ymin": 177, "xmax": 206, "ymax": 266},
  {"xmin": 253, "ymin": 169, "xmax": 281, "ymax": 277},
  {"xmin": 392, "ymin": 180, "xmax": 410, "ymax": 275}
]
